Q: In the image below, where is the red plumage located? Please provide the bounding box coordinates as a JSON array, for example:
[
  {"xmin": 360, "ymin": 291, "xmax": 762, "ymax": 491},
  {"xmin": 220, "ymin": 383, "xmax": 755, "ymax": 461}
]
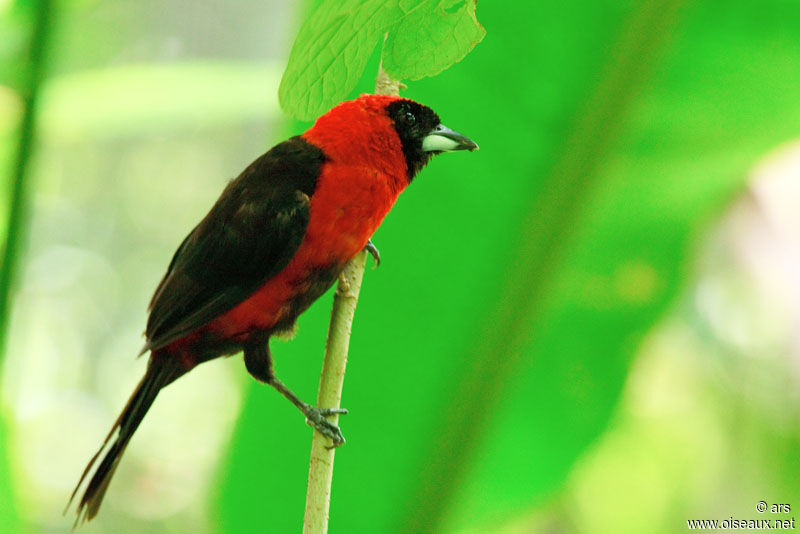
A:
[
  {"xmin": 176, "ymin": 96, "xmax": 410, "ymax": 347},
  {"xmin": 68, "ymin": 94, "xmax": 476, "ymax": 525}
]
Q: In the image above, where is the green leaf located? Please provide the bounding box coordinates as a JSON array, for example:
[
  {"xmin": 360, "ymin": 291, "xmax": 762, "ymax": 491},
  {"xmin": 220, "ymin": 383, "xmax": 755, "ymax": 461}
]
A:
[
  {"xmin": 382, "ymin": 0, "xmax": 485, "ymax": 81},
  {"xmin": 278, "ymin": 0, "xmax": 404, "ymax": 120},
  {"xmin": 277, "ymin": 0, "xmax": 484, "ymax": 120}
]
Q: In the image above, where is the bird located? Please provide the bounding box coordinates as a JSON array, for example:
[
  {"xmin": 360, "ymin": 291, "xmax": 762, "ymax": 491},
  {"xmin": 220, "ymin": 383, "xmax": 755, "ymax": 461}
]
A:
[{"xmin": 67, "ymin": 93, "xmax": 477, "ymax": 524}]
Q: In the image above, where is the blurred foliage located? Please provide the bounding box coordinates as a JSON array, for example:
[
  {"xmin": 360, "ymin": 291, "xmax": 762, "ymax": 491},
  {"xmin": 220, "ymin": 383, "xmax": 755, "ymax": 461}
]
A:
[
  {"xmin": 1, "ymin": 0, "xmax": 289, "ymax": 532},
  {"xmin": 278, "ymin": 0, "xmax": 484, "ymax": 119},
  {"xmin": 2, "ymin": 0, "xmax": 800, "ymax": 533},
  {"xmin": 1, "ymin": 0, "xmax": 53, "ymax": 530},
  {"xmin": 0, "ymin": 66, "xmax": 18, "ymax": 534},
  {"xmin": 0, "ymin": 0, "xmax": 33, "ymax": 93},
  {"xmin": 0, "ymin": 409, "xmax": 20, "ymax": 533},
  {"xmin": 39, "ymin": 63, "xmax": 283, "ymax": 141},
  {"xmin": 1, "ymin": 0, "xmax": 53, "ymax": 355},
  {"xmin": 221, "ymin": 0, "xmax": 800, "ymax": 533}
]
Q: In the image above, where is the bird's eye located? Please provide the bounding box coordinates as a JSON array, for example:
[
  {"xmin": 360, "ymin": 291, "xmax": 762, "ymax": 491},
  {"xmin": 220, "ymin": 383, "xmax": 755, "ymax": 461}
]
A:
[{"xmin": 404, "ymin": 111, "xmax": 416, "ymax": 124}]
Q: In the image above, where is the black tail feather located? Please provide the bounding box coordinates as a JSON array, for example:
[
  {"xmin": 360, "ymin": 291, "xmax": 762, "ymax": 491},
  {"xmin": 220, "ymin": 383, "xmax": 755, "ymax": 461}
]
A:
[{"xmin": 67, "ymin": 359, "xmax": 179, "ymax": 527}]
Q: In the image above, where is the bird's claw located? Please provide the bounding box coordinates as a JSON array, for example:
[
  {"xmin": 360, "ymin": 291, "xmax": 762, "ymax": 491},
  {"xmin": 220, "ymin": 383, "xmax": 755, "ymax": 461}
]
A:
[
  {"xmin": 319, "ymin": 407, "xmax": 348, "ymax": 416},
  {"xmin": 304, "ymin": 405, "xmax": 347, "ymax": 448},
  {"xmin": 364, "ymin": 240, "xmax": 381, "ymax": 268}
]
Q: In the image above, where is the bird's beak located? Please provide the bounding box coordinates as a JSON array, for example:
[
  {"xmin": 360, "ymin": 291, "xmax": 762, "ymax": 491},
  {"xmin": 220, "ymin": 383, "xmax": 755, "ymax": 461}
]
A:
[{"xmin": 422, "ymin": 124, "xmax": 479, "ymax": 152}]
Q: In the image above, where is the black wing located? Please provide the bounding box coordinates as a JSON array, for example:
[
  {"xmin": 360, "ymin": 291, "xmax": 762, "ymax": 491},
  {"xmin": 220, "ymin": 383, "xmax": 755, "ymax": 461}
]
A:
[{"xmin": 142, "ymin": 136, "xmax": 326, "ymax": 352}]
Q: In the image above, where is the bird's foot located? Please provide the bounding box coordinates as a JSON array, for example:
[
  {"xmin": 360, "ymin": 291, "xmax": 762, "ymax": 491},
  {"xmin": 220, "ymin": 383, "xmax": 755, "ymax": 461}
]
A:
[
  {"xmin": 266, "ymin": 375, "xmax": 348, "ymax": 448},
  {"xmin": 303, "ymin": 405, "xmax": 348, "ymax": 448},
  {"xmin": 364, "ymin": 240, "xmax": 381, "ymax": 268}
]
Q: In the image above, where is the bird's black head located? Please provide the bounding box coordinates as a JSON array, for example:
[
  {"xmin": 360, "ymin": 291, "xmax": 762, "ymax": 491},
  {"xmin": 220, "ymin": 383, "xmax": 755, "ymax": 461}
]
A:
[{"xmin": 386, "ymin": 99, "xmax": 478, "ymax": 181}]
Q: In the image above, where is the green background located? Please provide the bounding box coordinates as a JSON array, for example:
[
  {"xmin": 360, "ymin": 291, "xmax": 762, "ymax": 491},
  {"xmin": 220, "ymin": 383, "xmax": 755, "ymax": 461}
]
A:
[{"xmin": 2, "ymin": 0, "xmax": 799, "ymax": 533}]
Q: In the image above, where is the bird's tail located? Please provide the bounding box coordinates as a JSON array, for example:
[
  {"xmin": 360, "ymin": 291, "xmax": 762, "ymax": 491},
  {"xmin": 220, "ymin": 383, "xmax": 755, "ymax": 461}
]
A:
[{"xmin": 66, "ymin": 358, "xmax": 179, "ymax": 526}]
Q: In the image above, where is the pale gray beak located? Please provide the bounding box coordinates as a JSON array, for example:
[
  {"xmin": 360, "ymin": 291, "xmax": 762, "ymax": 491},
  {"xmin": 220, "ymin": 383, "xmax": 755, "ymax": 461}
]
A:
[{"xmin": 422, "ymin": 124, "xmax": 478, "ymax": 152}]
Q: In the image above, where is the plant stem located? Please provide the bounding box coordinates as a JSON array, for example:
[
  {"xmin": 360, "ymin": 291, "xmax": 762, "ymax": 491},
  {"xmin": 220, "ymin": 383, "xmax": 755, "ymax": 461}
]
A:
[
  {"xmin": 302, "ymin": 251, "xmax": 366, "ymax": 534},
  {"xmin": 0, "ymin": 0, "xmax": 55, "ymax": 363},
  {"xmin": 302, "ymin": 60, "xmax": 400, "ymax": 534}
]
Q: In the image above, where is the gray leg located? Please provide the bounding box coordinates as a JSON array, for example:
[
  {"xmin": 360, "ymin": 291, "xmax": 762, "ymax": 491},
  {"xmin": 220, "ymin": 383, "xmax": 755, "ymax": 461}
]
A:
[
  {"xmin": 268, "ymin": 376, "xmax": 347, "ymax": 447},
  {"xmin": 244, "ymin": 343, "xmax": 347, "ymax": 447}
]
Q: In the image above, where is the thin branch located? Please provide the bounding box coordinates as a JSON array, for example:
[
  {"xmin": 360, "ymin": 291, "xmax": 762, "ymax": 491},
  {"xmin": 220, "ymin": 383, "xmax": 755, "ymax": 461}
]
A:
[
  {"xmin": 302, "ymin": 251, "xmax": 366, "ymax": 534},
  {"xmin": 302, "ymin": 60, "xmax": 400, "ymax": 534}
]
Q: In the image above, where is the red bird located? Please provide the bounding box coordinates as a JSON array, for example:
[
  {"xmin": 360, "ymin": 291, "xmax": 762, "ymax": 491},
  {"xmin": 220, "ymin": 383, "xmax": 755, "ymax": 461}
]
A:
[{"xmin": 68, "ymin": 94, "xmax": 477, "ymax": 523}]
